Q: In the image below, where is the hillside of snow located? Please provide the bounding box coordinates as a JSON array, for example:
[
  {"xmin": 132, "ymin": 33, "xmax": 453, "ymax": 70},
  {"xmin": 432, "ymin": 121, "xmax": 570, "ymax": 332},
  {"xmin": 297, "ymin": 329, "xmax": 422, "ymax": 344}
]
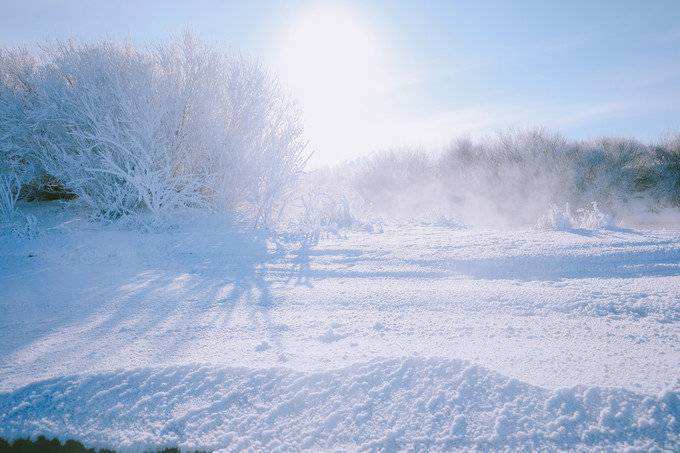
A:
[{"xmin": 1, "ymin": 203, "xmax": 679, "ymax": 451}]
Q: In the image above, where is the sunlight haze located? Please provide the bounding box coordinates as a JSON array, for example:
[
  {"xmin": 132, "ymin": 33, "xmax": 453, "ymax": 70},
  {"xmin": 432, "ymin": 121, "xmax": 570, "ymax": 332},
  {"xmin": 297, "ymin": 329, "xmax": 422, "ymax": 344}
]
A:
[
  {"xmin": 2, "ymin": 0, "xmax": 680, "ymax": 165},
  {"xmin": 277, "ymin": 5, "xmax": 393, "ymax": 166},
  {"xmin": 1, "ymin": 2, "xmax": 680, "ymax": 451}
]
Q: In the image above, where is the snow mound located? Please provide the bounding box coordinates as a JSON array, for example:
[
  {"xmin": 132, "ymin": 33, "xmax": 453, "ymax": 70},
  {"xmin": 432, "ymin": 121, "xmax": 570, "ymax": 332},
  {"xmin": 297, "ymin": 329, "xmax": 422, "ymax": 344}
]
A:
[
  {"xmin": 536, "ymin": 203, "xmax": 618, "ymax": 231},
  {"xmin": 1, "ymin": 358, "xmax": 677, "ymax": 451}
]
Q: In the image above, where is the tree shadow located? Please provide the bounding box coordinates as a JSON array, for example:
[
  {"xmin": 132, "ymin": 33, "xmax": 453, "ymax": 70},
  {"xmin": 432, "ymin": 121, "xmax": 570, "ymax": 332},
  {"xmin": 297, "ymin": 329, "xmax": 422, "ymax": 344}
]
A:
[
  {"xmin": 401, "ymin": 247, "xmax": 680, "ymax": 281},
  {"xmin": 284, "ymin": 242, "xmax": 313, "ymax": 287},
  {"xmin": 1, "ymin": 231, "xmax": 289, "ymax": 372},
  {"xmin": 277, "ymin": 233, "xmax": 680, "ymax": 283},
  {"xmin": 3, "ymin": 226, "xmax": 679, "ymax": 383}
]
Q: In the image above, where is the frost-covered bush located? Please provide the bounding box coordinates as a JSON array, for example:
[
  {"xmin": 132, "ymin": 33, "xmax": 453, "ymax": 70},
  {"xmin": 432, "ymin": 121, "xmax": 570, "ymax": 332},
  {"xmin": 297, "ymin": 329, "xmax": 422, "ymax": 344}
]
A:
[
  {"xmin": 278, "ymin": 183, "xmax": 366, "ymax": 247},
  {"xmin": 441, "ymin": 130, "xmax": 674, "ymax": 222},
  {"xmin": 0, "ymin": 35, "xmax": 307, "ymax": 227},
  {"xmin": 351, "ymin": 148, "xmax": 433, "ymax": 212},
  {"xmin": 0, "ymin": 173, "xmax": 20, "ymax": 221},
  {"xmin": 535, "ymin": 202, "xmax": 617, "ymax": 231},
  {"xmin": 0, "ymin": 49, "xmax": 40, "ymax": 222},
  {"xmin": 301, "ymin": 148, "xmax": 444, "ymax": 224},
  {"xmin": 304, "ymin": 129, "xmax": 680, "ymax": 227},
  {"xmin": 0, "ymin": 170, "xmax": 37, "ymax": 237},
  {"xmin": 440, "ymin": 129, "xmax": 578, "ymax": 223},
  {"xmin": 650, "ymin": 134, "xmax": 680, "ymax": 207}
]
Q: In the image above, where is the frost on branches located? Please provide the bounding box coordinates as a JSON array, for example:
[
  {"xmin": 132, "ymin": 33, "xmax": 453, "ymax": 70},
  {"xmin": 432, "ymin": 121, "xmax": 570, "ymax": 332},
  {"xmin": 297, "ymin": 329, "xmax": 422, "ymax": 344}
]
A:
[{"xmin": 0, "ymin": 34, "xmax": 307, "ymax": 227}]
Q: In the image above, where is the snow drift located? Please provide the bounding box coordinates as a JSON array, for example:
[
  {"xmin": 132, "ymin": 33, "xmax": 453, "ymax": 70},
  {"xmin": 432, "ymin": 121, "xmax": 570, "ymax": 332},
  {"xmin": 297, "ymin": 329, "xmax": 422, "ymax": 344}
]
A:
[{"xmin": 0, "ymin": 359, "xmax": 677, "ymax": 451}]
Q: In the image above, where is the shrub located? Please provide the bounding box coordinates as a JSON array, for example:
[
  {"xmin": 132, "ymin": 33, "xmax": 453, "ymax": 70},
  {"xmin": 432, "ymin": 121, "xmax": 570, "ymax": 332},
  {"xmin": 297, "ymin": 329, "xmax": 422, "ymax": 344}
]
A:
[
  {"xmin": 0, "ymin": 34, "xmax": 308, "ymax": 227},
  {"xmin": 300, "ymin": 128, "xmax": 680, "ymax": 227}
]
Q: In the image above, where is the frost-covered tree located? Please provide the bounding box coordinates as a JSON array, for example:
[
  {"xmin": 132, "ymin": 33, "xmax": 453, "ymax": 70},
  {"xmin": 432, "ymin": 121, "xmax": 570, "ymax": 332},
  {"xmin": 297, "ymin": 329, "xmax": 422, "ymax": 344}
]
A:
[
  {"xmin": 0, "ymin": 48, "xmax": 40, "ymax": 222},
  {"xmin": 0, "ymin": 34, "xmax": 308, "ymax": 227}
]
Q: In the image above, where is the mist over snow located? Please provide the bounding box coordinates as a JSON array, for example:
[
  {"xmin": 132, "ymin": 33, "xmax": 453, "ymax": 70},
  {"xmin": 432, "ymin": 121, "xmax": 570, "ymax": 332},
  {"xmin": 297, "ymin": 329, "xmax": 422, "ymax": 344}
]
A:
[{"xmin": 292, "ymin": 129, "xmax": 680, "ymax": 231}]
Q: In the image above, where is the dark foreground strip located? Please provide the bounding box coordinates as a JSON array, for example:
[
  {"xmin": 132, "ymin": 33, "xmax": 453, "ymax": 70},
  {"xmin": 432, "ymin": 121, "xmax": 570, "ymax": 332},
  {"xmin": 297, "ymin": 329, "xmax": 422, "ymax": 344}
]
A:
[{"xmin": 0, "ymin": 436, "xmax": 204, "ymax": 453}]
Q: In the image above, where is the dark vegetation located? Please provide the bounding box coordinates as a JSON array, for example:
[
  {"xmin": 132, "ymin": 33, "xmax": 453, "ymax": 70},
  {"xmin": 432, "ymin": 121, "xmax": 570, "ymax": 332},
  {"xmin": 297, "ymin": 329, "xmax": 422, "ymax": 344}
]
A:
[{"xmin": 0, "ymin": 436, "xmax": 204, "ymax": 453}]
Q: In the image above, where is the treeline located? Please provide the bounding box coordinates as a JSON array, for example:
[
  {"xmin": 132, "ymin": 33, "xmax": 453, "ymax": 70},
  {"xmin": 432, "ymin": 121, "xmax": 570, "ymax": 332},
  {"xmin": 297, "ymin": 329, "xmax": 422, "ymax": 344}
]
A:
[{"xmin": 299, "ymin": 129, "xmax": 680, "ymax": 227}]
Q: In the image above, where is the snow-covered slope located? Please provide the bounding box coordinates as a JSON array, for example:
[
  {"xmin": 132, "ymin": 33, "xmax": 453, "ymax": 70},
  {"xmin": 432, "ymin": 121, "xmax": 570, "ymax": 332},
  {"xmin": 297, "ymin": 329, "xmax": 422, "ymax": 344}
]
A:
[
  {"xmin": 1, "ymin": 204, "xmax": 679, "ymax": 450},
  {"xmin": 1, "ymin": 359, "xmax": 678, "ymax": 451}
]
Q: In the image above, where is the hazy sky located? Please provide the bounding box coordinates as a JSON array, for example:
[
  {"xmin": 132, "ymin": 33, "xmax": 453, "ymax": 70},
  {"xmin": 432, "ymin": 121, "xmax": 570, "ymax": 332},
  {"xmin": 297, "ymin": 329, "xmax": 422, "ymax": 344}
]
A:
[{"xmin": 2, "ymin": 0, "xmax": 680, "ymax": 166}]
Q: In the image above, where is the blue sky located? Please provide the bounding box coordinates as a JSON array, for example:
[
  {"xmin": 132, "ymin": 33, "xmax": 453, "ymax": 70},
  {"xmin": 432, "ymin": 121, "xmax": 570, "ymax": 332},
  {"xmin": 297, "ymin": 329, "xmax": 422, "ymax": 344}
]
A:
[{"xmin": 2, "ymin": 0, "xmax": 680, "ymax": 165}]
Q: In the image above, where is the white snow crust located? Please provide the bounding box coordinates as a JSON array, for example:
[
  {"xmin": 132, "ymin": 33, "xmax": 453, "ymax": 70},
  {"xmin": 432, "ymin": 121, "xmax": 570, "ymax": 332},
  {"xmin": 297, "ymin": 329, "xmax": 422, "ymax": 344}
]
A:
[{"xmin": 1, "ymin": 204, "xmax": 678, "ymax": 450}]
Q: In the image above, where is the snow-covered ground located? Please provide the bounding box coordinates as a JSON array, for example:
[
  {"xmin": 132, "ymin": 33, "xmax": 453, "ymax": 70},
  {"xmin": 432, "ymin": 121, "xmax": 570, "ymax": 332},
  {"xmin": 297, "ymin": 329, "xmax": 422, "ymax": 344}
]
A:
[{"xmin": 1, "ymin": 203, "xmax": 679, "ymax": 451}]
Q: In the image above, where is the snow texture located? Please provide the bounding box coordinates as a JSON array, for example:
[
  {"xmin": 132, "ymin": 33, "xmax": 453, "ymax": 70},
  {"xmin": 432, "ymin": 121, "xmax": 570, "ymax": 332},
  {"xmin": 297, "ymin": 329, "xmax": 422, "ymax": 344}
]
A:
[
  {"xmin": 1, "ymin": 204, "xmax": 679, "ymax": 451},
  {"xmin": 1, "ymin": 359, "xmax": 678, "ymax": 451}
]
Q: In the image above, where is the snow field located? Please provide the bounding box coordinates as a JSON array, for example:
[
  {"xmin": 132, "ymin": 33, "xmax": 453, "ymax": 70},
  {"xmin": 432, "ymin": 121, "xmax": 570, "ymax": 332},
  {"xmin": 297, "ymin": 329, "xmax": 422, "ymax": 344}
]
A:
[{"xmin": 1, "ymin": 204, "xmax": 679, "ymax": 450}]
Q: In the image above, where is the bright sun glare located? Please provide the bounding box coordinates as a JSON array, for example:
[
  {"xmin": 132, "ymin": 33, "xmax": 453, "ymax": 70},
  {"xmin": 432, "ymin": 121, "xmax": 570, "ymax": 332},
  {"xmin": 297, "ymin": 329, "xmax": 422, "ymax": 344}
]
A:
[{"xmin": 279, "ymin": 6, "xmax": 388, "ymax": 165}]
